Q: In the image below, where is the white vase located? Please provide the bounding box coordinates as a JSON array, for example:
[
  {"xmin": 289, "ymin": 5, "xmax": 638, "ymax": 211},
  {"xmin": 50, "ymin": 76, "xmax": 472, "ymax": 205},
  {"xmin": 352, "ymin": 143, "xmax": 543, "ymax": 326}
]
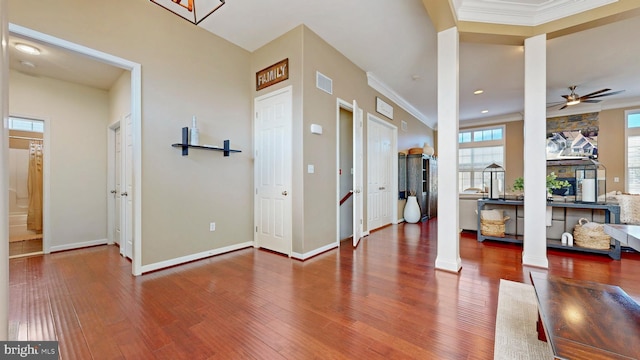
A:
[
  {"xmin": 423, "ymin": 143, "xmax": 434, "ymax": 156},
  {"xmin": 404, "ymin": 196, "xmax": 421, "ymax": 223}
]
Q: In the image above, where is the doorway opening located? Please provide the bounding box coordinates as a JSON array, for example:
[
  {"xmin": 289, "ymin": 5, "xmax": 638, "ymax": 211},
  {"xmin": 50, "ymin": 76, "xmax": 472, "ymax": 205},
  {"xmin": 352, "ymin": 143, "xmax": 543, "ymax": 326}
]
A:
[
  {"xmin": 8, "ymin": 117, "xmax": 44, "ymax": 258},
  {"xmin": 8, "ymin": 23, "xmax": 143, "ymax": 275},
  {"xmin": 338, "ymin": 107, "xmax": 354, "ymax": 243},
  {"xmin": 336, "ymin": 99, "xmax": 363, "ymax": 247}
]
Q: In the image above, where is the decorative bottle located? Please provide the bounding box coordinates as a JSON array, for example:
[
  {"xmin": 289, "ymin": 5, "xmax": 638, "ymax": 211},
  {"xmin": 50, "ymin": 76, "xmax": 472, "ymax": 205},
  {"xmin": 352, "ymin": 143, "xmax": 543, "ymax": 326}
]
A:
[{"xmin": 190, "ymin": 116, "xmax": 199, "ymax": 146}]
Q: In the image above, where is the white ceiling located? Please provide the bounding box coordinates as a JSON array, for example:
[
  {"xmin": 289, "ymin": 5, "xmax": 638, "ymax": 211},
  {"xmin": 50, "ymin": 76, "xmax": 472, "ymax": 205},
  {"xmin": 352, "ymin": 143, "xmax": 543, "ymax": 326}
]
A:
[
  {"xmin": 8, "ymin": 33, "xmax": 124, "ymax": 91},
  {"xmin": 9, "ymin": 0, "xmax": 640, "ymax": 129}
]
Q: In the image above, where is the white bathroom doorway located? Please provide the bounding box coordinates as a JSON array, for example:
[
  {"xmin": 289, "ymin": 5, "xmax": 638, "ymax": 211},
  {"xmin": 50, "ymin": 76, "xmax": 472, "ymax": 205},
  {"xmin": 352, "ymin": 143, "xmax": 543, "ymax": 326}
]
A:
[{"xmin": 8, "ymin": 117, "xmax": 45, "ymax": 258}]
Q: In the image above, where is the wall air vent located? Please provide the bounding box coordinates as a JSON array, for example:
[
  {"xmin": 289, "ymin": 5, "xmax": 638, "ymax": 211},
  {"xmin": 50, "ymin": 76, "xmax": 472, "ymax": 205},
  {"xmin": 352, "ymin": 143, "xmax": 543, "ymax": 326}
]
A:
[
  {"xmin": 401, "ymin": 121, "xmax": 407, "ymax": 132},
  {"xmin": 316, "ymin": 71, "xmax": 333, "ymax": 95}
]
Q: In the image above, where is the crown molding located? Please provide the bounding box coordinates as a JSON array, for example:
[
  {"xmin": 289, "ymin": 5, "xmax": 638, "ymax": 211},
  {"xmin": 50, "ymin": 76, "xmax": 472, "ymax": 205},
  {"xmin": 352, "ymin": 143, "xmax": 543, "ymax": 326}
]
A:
[
  {"xmin": 455, "ymin": 0, "xmax": 618, "ymax": 27},
  {"xmin": 366, "ymin": 72, "xmax": 434, "ymax": 129}
]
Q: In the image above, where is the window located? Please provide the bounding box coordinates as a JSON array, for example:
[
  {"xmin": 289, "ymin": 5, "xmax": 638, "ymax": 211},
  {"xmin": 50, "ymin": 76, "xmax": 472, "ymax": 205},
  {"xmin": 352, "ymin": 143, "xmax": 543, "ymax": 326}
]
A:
[
  {"xmin": 458, "ymin": 125, "xmax": 505, "ymax": 192},
  {"xmin": 8, "ymin": 116, "xmax": 44, "ymax": 132},
  {"xmin": 626, "ymin": 111, "xmax": 640, "ymax": 193}
]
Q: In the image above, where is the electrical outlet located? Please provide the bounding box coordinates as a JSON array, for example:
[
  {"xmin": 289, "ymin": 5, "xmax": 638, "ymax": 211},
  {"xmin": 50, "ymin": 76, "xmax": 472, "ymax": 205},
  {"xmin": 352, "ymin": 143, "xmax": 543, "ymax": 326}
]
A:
[
  {"xmin": 614, "ymin": 177, "xmax": 620, "ymax": 183},
  {"xmin": 209, "ymin": 222, "xmax": 216, "ymax": 231}
]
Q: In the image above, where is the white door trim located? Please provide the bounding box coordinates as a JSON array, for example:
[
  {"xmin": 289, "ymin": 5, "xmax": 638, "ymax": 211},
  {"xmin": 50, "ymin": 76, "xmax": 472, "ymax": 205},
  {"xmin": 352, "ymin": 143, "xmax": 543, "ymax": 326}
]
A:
[
  {"xmin": 9, "ymin": 24, "xmax": 144, "ymax": 276},
  {"xmin": 366, "ymin": 113, "xmax": 398, "ymax": 230}
]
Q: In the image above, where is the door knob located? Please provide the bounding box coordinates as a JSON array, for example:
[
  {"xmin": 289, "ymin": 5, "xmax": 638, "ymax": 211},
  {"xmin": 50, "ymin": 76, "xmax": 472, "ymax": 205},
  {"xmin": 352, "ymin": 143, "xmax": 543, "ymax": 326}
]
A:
[
  {"xmin": 121, "ymin": 192, "xmax": 128, "ymax": 197},
  {"xmin": 282, "ymin": 191, "xmax": 288, "ymax": 196},
  {"xmin": 379, "ymin": 187, "xmax": 385, "ymax": 190},
  {"xmin": 110, "ymin": 190, "xmax": 117, "ymax": 194}
]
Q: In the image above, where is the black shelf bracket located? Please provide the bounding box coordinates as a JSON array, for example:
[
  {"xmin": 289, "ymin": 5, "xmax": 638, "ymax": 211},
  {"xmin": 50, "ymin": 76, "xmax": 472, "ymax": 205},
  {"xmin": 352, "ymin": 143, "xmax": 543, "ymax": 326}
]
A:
[{"xmin": 171, "ymin": 127, "xmax": 241, "ymax": 156}]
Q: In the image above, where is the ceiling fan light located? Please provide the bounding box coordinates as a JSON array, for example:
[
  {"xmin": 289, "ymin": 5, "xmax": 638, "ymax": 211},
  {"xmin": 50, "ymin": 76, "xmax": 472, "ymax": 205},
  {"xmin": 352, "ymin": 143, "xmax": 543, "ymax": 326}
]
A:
[{"xmin": 567, "ymin": 99, "xmax": 581, "ymax": 106}]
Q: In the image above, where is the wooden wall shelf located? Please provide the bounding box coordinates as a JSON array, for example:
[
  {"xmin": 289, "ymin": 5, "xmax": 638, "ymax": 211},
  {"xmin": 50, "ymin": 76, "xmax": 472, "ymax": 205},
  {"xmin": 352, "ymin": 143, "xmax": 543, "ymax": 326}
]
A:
[{"xmin": 172, "ymin": 127, "xmax": 241, "ymax": 156}]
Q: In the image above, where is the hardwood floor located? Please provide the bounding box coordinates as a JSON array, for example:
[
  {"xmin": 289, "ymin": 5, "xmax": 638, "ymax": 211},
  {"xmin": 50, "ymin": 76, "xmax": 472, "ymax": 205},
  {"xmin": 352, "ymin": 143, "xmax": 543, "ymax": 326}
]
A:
[
  {"xmin": 9, "ymin": 219, "xmax": 640, "ymax": 359},
  {"xmin": 9, "ymin": 238, "xmax": 43, "ymax": 258}
]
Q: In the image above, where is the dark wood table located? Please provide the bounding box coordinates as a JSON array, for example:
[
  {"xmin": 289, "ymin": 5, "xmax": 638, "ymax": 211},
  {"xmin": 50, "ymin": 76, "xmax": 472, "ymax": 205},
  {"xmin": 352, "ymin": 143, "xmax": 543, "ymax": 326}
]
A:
[{"xmin": 530, "ymin": 272, "xmax": 640, "ymax": 360}]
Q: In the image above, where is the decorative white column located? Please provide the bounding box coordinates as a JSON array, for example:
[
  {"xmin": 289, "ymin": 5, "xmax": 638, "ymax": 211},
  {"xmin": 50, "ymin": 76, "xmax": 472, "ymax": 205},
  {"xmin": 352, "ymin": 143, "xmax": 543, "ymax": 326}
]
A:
[
  {"xmin": 522, "ymin": 34, "xmax": 549, "ymax": 268},
  {"xmin": 0, "ymin": 0, "xmax": 9, "ymax": 340},
  {"xmin": 435, "ymin": 26, "xmax": 462, "ymax": 272}
]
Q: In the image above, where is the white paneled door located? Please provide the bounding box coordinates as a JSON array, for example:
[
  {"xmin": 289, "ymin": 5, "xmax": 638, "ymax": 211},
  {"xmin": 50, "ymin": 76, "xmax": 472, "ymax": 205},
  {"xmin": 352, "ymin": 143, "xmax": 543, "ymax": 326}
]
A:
[
  {"xmin": 124, "ymin": 114, "xmax": 133, "ymax": 259},
  {"xmin": 114, "ymin": 126, "xmax": 121, "ymax": 248},
  {"xmin": 254, "ymin": 87, "xmax": 292, "ymax": 256},
  {"xmin": 367, "ymin": 116, "xmax": 394, "ymax": 231},
  {"xmin": 353, "ymin": 100, "xmax": 364, "ymax": 247}
]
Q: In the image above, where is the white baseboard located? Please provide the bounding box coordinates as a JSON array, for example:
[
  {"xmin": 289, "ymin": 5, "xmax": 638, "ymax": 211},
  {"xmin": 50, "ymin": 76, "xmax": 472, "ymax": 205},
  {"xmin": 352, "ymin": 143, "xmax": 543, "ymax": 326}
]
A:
[
  {"xmin": 140, "ymin": 241, "xmax": 253, "ymax": 274},
  {"xmin": 50, "ymin": 238, "xmax": 108, "ymax": 252},
  {"xmin": 291, "ymin": 242, "xmax": 338, "ymax": 260}
]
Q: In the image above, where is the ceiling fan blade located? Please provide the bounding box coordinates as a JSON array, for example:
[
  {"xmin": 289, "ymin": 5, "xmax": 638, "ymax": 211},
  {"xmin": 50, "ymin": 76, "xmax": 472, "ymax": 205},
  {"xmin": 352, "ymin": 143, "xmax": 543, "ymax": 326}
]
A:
[
  {"xmin": 581, "ymin": 99, "xmax": 601, "ymax": 103},
  {"xmin": 580, "ymin": 88, "xmax": 610, "ymax": 98},
  {"xmin": 584, "ymin": 90, "xmax": 625, "ymax": 99},
  {"xmin": 547, "ymin": 101, "xmax": 565, "ymax": 108},
  {"xmin": 561, "ymin": 95, "xmax": 570, "ymax": 99},
  {"xmin": 559, "ymin": 104, "xmax": 568, "ymax": 110}
]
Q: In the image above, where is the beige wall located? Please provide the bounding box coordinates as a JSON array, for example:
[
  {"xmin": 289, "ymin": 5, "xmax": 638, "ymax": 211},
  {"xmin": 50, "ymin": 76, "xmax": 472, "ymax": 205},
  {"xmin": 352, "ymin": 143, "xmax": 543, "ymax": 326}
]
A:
[
  {"xmin": 598, "ymin": 107, "xmax": 627, "ymax": 192},
  {"xmin": 9, "ymin": 69, "xmax": 109, "ymax": 247},
  {"xmin": 109, "ymin": 71, "xmax": 130, "ymax": 126},
  {"xmin": 10, "ymin": 0, "xmax": 253, "ymax": 265},
  {"xmin": 504, "ymin": 120, "xmax": 524, "ymax": 190},
  {"xmin": 253, "ymin": 26, "xmax": 434, "ymax": 254}
]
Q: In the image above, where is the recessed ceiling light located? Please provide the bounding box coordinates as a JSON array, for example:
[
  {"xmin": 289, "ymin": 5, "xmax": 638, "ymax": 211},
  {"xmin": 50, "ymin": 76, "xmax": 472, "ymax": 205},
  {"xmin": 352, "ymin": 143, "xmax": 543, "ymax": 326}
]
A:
[
  {"xmin": 411, "ymin": 75, "xmax": 421, "ymax": 80},
  {"xmin": 19, "ymin": 60, "xmax": 36, "ymax": 68},
  {"xmin": 481, "ymin": 110, "xmax": 489, "ymax": 114},
  {"xmin": 474, "ymin": 89, "xmax": 484, "ymax": 95},
  {"xmin": 15, "ymin": 43, "xmax": 41, "ymax": 55}
]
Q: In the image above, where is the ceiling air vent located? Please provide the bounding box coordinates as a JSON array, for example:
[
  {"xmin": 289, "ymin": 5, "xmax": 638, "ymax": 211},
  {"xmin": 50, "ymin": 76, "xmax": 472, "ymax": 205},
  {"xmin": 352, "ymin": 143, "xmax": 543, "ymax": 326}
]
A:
[{"xmin": 316, "ymin": 71, "xmax": 333, "ymax": 95}]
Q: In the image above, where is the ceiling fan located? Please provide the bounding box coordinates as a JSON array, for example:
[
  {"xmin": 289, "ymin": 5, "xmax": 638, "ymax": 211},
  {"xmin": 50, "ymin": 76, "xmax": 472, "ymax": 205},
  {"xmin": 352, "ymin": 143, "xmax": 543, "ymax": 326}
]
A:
[{"xmin": 551, "ymin": 86, "xmax": 625, "ymax": 110}]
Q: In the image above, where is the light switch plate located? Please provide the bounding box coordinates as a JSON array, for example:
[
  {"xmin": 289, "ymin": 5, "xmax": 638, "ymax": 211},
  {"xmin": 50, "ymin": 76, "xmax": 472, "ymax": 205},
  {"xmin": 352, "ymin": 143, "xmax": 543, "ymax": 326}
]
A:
[{"xmin": 308, "ymin": 164, "xmax": 315, "ymax": 173}]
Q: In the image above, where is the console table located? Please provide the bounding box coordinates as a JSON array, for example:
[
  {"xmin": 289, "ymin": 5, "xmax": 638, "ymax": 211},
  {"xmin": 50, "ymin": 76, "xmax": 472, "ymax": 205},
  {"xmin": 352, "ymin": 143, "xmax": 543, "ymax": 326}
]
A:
[
  {"xmin": 530, "ymin": 272, "xmax": 640, "ymax": 359},
  {"xmin": 477, "ymin": 199, "xmax": 622, "ymax": 259}
]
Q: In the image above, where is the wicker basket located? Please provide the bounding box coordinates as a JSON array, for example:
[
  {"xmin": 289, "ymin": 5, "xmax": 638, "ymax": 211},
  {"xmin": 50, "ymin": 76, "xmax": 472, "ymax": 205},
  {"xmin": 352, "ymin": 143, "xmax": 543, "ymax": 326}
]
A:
[
  {"xmin": 480, "ymin": 210, "xmax": 510, "ymax": 237},
  {"xmin": 573, "ymin": 218, "xmax": 611, "ymax": 250}
]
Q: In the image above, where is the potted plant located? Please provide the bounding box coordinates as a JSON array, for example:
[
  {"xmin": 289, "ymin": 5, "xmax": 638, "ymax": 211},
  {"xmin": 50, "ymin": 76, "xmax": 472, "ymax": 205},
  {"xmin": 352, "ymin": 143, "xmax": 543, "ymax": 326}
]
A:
[{"xmin": 512, "ymin": 172, "xmax": 571, "ymax": 198}]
